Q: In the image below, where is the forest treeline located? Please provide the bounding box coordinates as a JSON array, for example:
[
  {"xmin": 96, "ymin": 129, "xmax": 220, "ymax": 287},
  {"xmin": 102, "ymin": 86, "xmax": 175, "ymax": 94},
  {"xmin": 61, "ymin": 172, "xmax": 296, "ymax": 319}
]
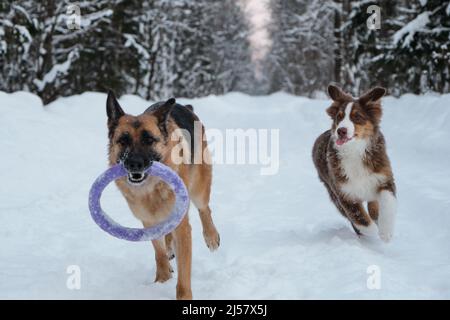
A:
[{"xmin": 0, "ymin": 0, "xmax": 449, "ymax": 104}]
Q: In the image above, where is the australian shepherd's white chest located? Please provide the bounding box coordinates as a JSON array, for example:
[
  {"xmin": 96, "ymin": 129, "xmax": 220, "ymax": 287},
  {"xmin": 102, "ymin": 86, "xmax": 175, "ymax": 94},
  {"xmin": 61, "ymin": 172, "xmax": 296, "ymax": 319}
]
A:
[
  {"xmin": 313, "ymin": 85, "xmax": 397, "ymax": 242},
  {"xmin": 338, "ymin": 139, "xmax": 387, "ymax": 202}
]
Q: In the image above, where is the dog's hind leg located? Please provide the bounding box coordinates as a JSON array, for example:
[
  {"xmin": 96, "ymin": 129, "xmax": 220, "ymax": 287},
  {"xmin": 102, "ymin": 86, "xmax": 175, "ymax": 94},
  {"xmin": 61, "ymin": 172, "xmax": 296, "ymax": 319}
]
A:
[
  {"xmin": 144, "ymin": 222, "xmax": 173, "ymax": 283},
  {"xmin": 174, "ymin": 214, "xmax": 192, "ymax": 300}
]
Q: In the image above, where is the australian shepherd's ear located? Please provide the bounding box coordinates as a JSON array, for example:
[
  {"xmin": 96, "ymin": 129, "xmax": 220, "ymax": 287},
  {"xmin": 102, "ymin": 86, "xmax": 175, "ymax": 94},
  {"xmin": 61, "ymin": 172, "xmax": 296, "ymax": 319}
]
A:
[
  {"xmin": 327, "ymin": 84, "xmax": 345, "ymax": 101},
  {"xmin": 359, "ymin": 87, "xmax": 386, "ymax": 124},
  {"xmin": 326, "ymin": 84, "xmax": 352, "ymax": 119},
  {"xmin": 359, "ymin": 87, "xmax": 386, "ymax": 104}
]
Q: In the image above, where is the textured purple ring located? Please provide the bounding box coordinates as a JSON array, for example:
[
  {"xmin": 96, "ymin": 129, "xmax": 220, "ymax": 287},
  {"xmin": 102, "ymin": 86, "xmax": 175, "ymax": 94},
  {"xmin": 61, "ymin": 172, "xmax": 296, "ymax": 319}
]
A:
[{"xmin": 88, "ymin": 162, "xmax": 189, "ymax": 241}]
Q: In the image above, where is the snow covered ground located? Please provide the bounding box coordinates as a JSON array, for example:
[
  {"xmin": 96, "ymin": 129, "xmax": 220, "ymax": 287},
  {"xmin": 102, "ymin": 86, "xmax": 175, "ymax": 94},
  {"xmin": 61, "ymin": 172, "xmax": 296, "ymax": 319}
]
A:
[{"xmin": 1, "ymin": 90, "xmax": 450, "ymax": 299}]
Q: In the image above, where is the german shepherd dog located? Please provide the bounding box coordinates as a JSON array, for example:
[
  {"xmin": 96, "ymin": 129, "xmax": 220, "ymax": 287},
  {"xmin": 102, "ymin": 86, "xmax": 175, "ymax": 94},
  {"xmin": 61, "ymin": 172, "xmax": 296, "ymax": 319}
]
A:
[
  {"xmin": 106, "ymin": 91, "xmax": 220, "ymax": 299},
  {"xmin": 312, "ymin": 85, "xmax": 396, "ymax": 242}
]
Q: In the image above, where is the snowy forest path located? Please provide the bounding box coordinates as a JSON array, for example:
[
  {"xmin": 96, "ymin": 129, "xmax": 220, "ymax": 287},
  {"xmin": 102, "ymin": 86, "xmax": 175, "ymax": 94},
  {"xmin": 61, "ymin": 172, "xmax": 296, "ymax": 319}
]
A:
[{"xmin": 1, "ymin": 91, "xmax": 449, "ymax": 299}]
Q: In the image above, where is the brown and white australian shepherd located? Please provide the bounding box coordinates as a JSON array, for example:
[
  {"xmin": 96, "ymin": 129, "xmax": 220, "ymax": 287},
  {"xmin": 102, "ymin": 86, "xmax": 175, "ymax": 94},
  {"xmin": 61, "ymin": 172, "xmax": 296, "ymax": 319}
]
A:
[{"xmin": 312, "ymin": 85, "xmax": 396, "ymax": 242}]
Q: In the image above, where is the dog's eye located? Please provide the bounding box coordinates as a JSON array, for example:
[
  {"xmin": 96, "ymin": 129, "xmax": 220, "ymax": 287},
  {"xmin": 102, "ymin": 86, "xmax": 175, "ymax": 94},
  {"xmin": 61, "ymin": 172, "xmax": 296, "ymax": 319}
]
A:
[
  {"xmin": 143, "ymin": 136, "xmax": 155, "ymax": 145},
  {"xmin": 117, "ymin": 133, "xmax": 131, "ymax": 146},
  {"xmin": 141, "ymin": 131, "xmax": 157, "ymax": 145},
  {"xmin": 352, "ymin": 112, "xmax": 364, "ymax": 123},
  {"xmin": 336, "ymin": 112, "xmax": 344, "ymax": 121}
]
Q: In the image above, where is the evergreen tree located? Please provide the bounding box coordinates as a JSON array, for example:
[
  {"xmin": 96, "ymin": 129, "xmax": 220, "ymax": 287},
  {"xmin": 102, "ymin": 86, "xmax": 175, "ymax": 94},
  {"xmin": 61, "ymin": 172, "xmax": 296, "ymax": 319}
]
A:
[
  {"xmin": 340, "ymin": 0, "xmax": 400, "ymax": 95},
  {"xmin": 0, "ymin": 0, "xmax": 255, "ymax": 104},
  {"xmin": 338, "ymin": 0, "xmax": 449, "ymax": 96},
  {"xmin": 388, "ymin": 0, "xmax": 450, "ymax": 94},
  {"xmin": 208, "ymin": 0, "xmax": 255, "ymax": 95},
  {"xmin": 265, "ymin": 0, "xmax": 335, "ymax": 96}
]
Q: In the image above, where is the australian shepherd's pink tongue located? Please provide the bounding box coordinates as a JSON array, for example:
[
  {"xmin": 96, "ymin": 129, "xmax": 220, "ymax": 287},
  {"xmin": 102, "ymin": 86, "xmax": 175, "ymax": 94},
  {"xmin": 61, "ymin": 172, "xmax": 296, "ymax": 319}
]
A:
[{"xmin": 336, "ymin": 137, "xmax": 348, "ymax": 146}]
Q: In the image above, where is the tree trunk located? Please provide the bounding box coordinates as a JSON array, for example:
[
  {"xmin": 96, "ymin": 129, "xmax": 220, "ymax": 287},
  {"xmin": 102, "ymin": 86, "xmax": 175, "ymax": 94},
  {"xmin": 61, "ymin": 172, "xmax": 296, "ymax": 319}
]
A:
[{"xmin": 333, "ymin": 0, "xmax": 342, "ymax": 85}]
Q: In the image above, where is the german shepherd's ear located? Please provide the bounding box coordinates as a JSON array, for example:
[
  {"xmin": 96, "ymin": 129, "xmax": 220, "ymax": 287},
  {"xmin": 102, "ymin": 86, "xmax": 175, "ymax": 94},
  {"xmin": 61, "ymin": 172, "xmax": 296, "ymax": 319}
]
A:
[
  {"xmin": 106, "ymin": 91, "xmax": 124, "ymax": 138},
  {"xmin": 359, "ymin": 87, "xmax": 386, "ymax": 104},
  {"xmin": 106, "ymin": 90, "xmax": 124, "ymax": 123},
  {"xmin": 153, "ymin": 98, "xmax": 176, "ymax": 137}
]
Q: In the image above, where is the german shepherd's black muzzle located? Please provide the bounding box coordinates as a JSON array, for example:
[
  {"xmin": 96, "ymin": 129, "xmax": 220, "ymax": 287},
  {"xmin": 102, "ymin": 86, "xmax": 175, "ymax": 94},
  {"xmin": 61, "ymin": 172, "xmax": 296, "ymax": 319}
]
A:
[
  {"xmin": 123, "ymin": 154, "xmax": 148, "ymax": 184},
  {"xmin": 123, "ymin": 150, "xmax": 161, "ymax": 185}
]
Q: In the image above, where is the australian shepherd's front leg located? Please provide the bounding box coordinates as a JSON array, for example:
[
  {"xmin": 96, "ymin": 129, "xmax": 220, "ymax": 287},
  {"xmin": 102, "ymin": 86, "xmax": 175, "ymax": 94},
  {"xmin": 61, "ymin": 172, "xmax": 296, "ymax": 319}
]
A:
[{"xmin": 339, "ymin": 199, "xmax": 378, "ymax": 237}]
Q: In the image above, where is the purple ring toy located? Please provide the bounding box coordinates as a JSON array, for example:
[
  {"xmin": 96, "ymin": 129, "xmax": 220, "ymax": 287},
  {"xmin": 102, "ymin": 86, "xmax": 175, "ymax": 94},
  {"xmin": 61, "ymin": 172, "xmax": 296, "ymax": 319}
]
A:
[{"xmin": 88, "ymin": 162, "xmax": 189, "ymax": 241}]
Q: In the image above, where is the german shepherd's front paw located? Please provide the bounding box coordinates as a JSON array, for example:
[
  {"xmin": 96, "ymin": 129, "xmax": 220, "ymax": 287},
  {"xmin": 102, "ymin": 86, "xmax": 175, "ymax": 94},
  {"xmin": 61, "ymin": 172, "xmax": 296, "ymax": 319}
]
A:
[{"xmin": 203, "ymin": 228, "xmax": 220, "ymax": 251}]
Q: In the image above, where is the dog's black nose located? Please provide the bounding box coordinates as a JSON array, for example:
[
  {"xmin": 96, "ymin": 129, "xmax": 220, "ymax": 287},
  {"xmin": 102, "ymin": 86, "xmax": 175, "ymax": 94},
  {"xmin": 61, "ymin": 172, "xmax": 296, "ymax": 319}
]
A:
[
  {"xmin": 337, "ymin": 127, "xmax": 347, "ymax": 138},
  {"xmin": 124, "ymin": 157, "xmax": 147, "ymax": 173}
]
